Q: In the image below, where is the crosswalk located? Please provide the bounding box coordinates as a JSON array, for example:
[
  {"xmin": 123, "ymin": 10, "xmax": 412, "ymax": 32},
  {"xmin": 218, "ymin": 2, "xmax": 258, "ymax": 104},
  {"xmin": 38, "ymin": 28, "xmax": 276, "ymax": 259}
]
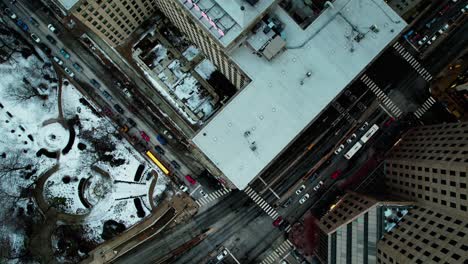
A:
[
  {"xmin": 195, "ymin": 187, "xmax": 231, "ymax": 206},
  {"xmin": 360, "ymin": 74, "xmax": 403, "ymax": 118},
  {"xmin": 414, "ymin": 96, "xmax": 437, "ymax": 119},
  {"xmin": 260, "ymin": 239, "xmax": 295, "ymax": 264},
  {"xmin": 244, "ymin": 186, "xmax": 279, "ymax": 219},
  {"xmin": 393, "ymin": 42, "xmax": 433, "ymax": 82}
]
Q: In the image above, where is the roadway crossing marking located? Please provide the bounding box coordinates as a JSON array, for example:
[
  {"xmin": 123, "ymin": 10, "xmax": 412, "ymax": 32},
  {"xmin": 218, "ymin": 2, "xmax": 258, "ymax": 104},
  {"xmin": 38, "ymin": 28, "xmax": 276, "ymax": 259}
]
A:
[
  {"xmin": 260, "ymin": 239, "xmax": 295, "ymax": 264},
  {"xmin": 244, "ymin": 186, "xmax": 279, "ymax": 219},
  {"xmin": 360, "ymin": 74, "xmax": 403, "ymax": 118},
  {"xmin": 393, "ymin": 42, "xmax": 433, "ymax": 82},
  {"xmin": 195, "ymin": 187, "xmax": 231, "ymax": 206},
  {"xmin": 414, "ymin": 96, "xmax": 437, "ymax": 119}
]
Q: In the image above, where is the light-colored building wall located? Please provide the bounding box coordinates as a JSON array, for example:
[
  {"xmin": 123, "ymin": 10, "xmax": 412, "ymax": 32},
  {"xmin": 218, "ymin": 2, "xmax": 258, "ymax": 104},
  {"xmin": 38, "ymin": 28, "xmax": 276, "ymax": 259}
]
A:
[
  {"xmin": 154, "ymin": 0, "xmax": 250, "ymax": 90},
  {"xmin": 72, "ymin": 0, "xmax": 157, "ymax": 47}
]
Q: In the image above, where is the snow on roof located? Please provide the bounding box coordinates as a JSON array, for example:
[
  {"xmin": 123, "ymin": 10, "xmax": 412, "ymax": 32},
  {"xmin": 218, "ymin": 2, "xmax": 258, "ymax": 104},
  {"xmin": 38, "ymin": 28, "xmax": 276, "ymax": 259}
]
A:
[
  {"xmin": 57, "ymin": 0, "xmax": 79, "ymax": 10},
  {"xmin": 192, "ymin": 0, "xmax": 406, "ymax": 189}
]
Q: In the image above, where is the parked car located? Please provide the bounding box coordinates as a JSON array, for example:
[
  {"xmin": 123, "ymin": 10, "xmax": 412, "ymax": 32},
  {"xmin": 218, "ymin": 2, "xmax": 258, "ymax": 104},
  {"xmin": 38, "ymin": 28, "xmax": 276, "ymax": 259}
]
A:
[
  {"xmin": 139, "ymin": 131, "xmax": 150, "ymax": 142},
  {"xmin": 282, "ymin": 197, "xmax": 293, "ymax": 208},
  {"xmin": 122, "ymin": 88, "xmax": 132, "ymax": 98},
  {"xmin": 418, "ymin": 36, "xmax": 428, "ymax": 46},
  {"xmin": 101, "ymin": 90, "xmax": 113, "ymax": 100},
  {"xmin": 334, "ymin": 144, "xmax": 345, "ymax": 155},
  {"xmin": 156, "ymin": 134, "xmax": 167, "ymax": 145},
  {"xmin": 199, "ymin": 189, "xmax": 208, "ymax": 198},
  {"xmin": 346, "ymin": 134, "xmax": 357, "ymax": 144},
  {"xmin": 313, "ymin": 181, "xmax": 324, "ymax": 191},
  {"xmin": 272, "ymin": 216, "xmax": 284, "ymax": 227},
  {"xmin": 171, "ymin": 160, "xmax": 181, "ymax": 170},
  {"xmin": 179, "ymin": 185, "xmax": 188, "ymax": 192},
  {"xmin": 90, "ymin": 79, "xmax": 101, "ymax": 88},
  {"xmin": 4, "ymin": 8, "xmax": 17, "ymax": 19},
  {"xmin": 438, "ymin": 24, "xmax": 449, "ymax": 34},
  {"xmin": 127, "ymin": 118, "xmax": 137, "ymax": 127},
  {"xmin": 185, "ymin": 175, "xmax": 196, "ymax": 185},
  {"xmin": 295, "ymin": 184, "xmax": 306, "ymax": 195},
  {"xmin": 331, "ymin": 170, "xmax": 342, "ymax": 180},
  {"xmin": 216, "ymin": 249, "xmax": 229, "ymax": 261},
  {"xmin": 46, "ymin": 35, "xmax": 56, "ymax": 45},
  {"xmin": 29, "ymin": 17, "xmax": 40, "ymax": 27},
  {"xmin": 39, "ymin": 43, "xmax": 51, "ymax": 54},
  {"xmin": 64, "ymin": 67, "xmax": 75, "ymax": 78},
  {"xmin": 52, "ymin": 56, "xmax": 63, "ymax": 66},
  {"xmin": 299, "ymin": 193, "xmax": 310, "ymax": 204},
  {"xmin": 16, "ymin": 19, "xmax": 29, "ymax": 31},
  {"xmin": 60, "ymin": 48, "xmax": 70, "ymax": 59},
  {"xmin": 114, "ymin": 104, "xmax": 124, "ymax": 114},
  {"xmin": 30, "ymin": 33, "xmax": 40, "ymax": 43},
  {"xmin": 72, "ymin": 62, "xmax": 83, "ymax": 72},
  {"xmin": 359, "ymin": 122, "xmax": 369, "ymax": 131},
  {"xmin": 47, "ymin": 23, "xmax": 59, "ymax": 34},
  {"xmin": 154, "ymin": 145, "xmax": 165, "ymax": 155},
  {"xmin": 103, "ymin": 107, "xmax": 113, "ymax": 117}
]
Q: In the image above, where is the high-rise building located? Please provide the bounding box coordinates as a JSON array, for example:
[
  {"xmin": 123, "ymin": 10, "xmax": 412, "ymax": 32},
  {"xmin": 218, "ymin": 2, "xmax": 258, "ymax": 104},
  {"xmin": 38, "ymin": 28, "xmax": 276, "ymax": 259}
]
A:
[
  {"xmin": 71, "ymin": 0, "xmax": 158, "ymax": 47},
  {"xmin": 315, "ymin": 191, "xmax": 412, "ymax": 264},
  {"xmin": 154, "ymin": 0, "xmax": 406, "ymax": 189},
  {"xmin": 377, "ymin": 121, "xmax": 468, "ymax": 264}
]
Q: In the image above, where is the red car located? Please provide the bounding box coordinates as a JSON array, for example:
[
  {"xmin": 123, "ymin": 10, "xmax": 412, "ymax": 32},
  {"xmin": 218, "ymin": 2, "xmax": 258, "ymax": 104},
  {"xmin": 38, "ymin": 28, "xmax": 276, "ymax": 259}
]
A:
[
  {"xmin": 140, "ymin": 131, "xmax": 150, "ymax": 142},
  {"xmin": 331, "ymin": 170, "xmax": 342, "ymax": 180},
  {"xmin": 185, "ymin": 175, "xmax": 197, "ymax": 185},
  {"xmin": 272, "ymin": 216, "xmax": 284, "ymax": 227},
  {"xmin": 384, "ymin": 117, "xmax": 395, "ymax": 127}
]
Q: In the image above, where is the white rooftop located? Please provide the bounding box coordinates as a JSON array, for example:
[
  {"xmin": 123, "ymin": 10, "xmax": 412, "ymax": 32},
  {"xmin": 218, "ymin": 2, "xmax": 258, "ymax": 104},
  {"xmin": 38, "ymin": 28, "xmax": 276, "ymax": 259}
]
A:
[
  {"xmin": 57, "ymin": 0, "xmax": 79, "ymax": 10},
  {"xmin": 178, "ymin": 0, "xmax": 275, "ymax": 48},
  {"xmin": 193, "ymin": 0, "xmax": 406, "ymax": 189}
]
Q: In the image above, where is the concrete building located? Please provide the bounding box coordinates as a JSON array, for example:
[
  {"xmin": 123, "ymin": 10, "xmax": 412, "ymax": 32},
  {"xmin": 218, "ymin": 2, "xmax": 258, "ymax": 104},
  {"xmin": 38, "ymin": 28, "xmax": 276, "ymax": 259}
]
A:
[
  {"xmin": 71, "ymin": 0, "xmax": 158, "ymax": 47},
  {"xmin": 315, "ymin": 191, "xmax": 412, "ymax": 264},
  {"xmin": 377, "ymin": 121, "xmax": 468, "ymax": 264},
  {"xmin": 155, "ymin": 0, "xmax": 406, "ymax": 189}
]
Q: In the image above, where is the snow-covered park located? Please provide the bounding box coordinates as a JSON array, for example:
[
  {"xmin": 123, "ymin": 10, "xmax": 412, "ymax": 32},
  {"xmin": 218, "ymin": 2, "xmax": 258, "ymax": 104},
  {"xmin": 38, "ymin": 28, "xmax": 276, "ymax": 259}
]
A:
[{"xmin": 0, "ymin": 25, "xmax": 170, "ymax": 263}]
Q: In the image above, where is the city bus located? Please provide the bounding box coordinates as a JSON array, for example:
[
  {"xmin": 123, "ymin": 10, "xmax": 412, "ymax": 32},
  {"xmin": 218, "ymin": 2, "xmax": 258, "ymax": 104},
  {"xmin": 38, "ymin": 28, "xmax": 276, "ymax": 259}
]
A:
[
  {"xmin": 145, "ymin": 150, "xmax": 170, "ymax": 175},
  {"xmin": 360, "ymin": 124, "xmax": 379, "ymax": 143},
  {"xmin": 344, "ymin": 142, "xmax": 363, "ymax": 160}
]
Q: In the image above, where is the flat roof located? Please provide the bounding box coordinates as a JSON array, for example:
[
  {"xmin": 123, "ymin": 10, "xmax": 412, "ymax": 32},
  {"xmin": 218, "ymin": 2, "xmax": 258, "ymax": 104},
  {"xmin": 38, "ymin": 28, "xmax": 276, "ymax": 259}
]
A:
[
  {"xmin": 177, "ymin": 0, "xmax": 275, "ymax": 48},
  {"xmin": 193, "ymin": 0, "xmax": 406, "ymax": 189}
]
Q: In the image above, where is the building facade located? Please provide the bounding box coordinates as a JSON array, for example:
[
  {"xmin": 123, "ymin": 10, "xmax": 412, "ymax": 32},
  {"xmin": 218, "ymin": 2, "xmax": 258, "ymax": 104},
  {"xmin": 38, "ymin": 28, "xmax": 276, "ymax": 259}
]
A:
[
  {"xmin": 378, "ymin": 121, "xmax": 468, "ymax": 264},
  {"xmin": 315, "ymin": 192, "xmax": 412, "ymax": 264},
  {"xmin": 72, "ymin": 0, "xmax": 158, "ymax": 47},
  {"xmin": 153, "ymin": 0, "xmax": 250, "ymax": 90}
]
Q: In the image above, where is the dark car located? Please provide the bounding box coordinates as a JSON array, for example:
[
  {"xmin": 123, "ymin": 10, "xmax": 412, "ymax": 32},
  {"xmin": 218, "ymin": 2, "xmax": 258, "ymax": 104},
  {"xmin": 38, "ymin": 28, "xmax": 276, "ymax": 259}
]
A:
[
  {"xmin": 114, "ymin": 104, "xmax": 124, "ymax": 114},
  {"xmin": 29, "ymin": 17, "xmax": 40, "ymax": 27},
  {"xmin": 154, "ymin": 145, "xmax": 165, "ymax": 155},
  {"xmin": 127, "ymin": 118, "xmax": 137, "ymax": 127},
  {"xmin": 39, "ymin": 44, "xmax": 51, "ymax": 54},
  {"xmin": 90, "ymin": 79, "xmax": 101, "ymax": 88},
  {"xmin": 16, "ymin": 19, "xmax": 29, "ymax": 31},
  {"xmin": 171, "ymin": 160, "xmax": 181, "ymax": 170},
  {"xmin": 46, "ymin": 35, "xmax": 57, "ymax": 45}
]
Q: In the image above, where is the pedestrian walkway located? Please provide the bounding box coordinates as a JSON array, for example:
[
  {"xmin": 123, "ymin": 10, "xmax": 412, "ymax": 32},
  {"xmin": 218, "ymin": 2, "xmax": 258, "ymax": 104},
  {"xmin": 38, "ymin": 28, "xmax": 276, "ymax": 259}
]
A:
[
  {"xmin": 195, "ymin": 187, "xmax": 231, "ymax": 206},
  {"xmin": 393, "ymin": 42, "xmax": 433, "ymax": 82},
  {"xmin": 244, "ymin": 186, "xmax": 279, "ymax": 219},
  {"xmin": 414, "ymin": 96, "xmax": 437, "ymax": 119},
  {"xmin": 360, "ymin": 74, "xmax": 403, "ymax": 118},
  {"xmin": 260, "ymin": 239, "xmax": 295, "ymax": 264}
]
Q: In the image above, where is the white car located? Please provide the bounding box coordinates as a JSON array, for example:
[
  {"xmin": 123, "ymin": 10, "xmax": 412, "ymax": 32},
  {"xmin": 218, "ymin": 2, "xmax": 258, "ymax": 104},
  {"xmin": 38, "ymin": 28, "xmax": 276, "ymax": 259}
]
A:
[
  {"xmin": 462, "ymin": 4, "xmax": 468, "ymax": 12},
  {"xmin": 438, "ymin": 24, "xmax": 449, "ymax": 34},
  {"xmin": 179, "ymin": 185, "xmax": 188, "ymax": 192},
  {"xmin": 299, "ymin": 193, "xmax": 310, "ymax": 204},
  {"xmin": 418, "ymin": 36, "xmax": 428, "ymax": 46},
  {"xmin": 360, "ymin": 122, "xmax": 369, "ymax": 131},
  {"xmin": 64, "ymin": 67, "xmax": 75, "ymax": 78},
  {"xmin": 295, "ymin": 184, "xmax": 306, "ymax": 195},
  {"xmin": 334, "ymin": 144, "xmax": 345, "ymax": 155},
  {"xmin": 47, "ymin": 24, "xmax": 58, "ymax": 34},
  {"xmin": 199, "ymin": 189, "xmax": 208, "ymax": 198},
  {"xmin": 53, "ymin": 56, "xmax": 63, "ymax": 66},
  {"xmin": 216, "ymin": 249, "xmax": 229, "ymax": 261},
  {"xmin": 122, "ymin": 88, "xmax": 132, "ymax": 98},
  {"xmin": 30, "ymin": 33, "xmax": 40, "ymax": 43},
  {"xmin": 313, "ymin": 181, "xmax": 324, "ymax": 191},
  {"xmin": 346, "ymin": 134, "xmax": 357, "ymax": 144}
]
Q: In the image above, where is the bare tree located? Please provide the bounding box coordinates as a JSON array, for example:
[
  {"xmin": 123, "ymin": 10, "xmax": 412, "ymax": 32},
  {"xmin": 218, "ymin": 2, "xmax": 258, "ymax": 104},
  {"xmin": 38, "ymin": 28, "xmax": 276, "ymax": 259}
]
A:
[{"xmin": 5, "ymin": 78, "xmax": 48, "ymax": 102}]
